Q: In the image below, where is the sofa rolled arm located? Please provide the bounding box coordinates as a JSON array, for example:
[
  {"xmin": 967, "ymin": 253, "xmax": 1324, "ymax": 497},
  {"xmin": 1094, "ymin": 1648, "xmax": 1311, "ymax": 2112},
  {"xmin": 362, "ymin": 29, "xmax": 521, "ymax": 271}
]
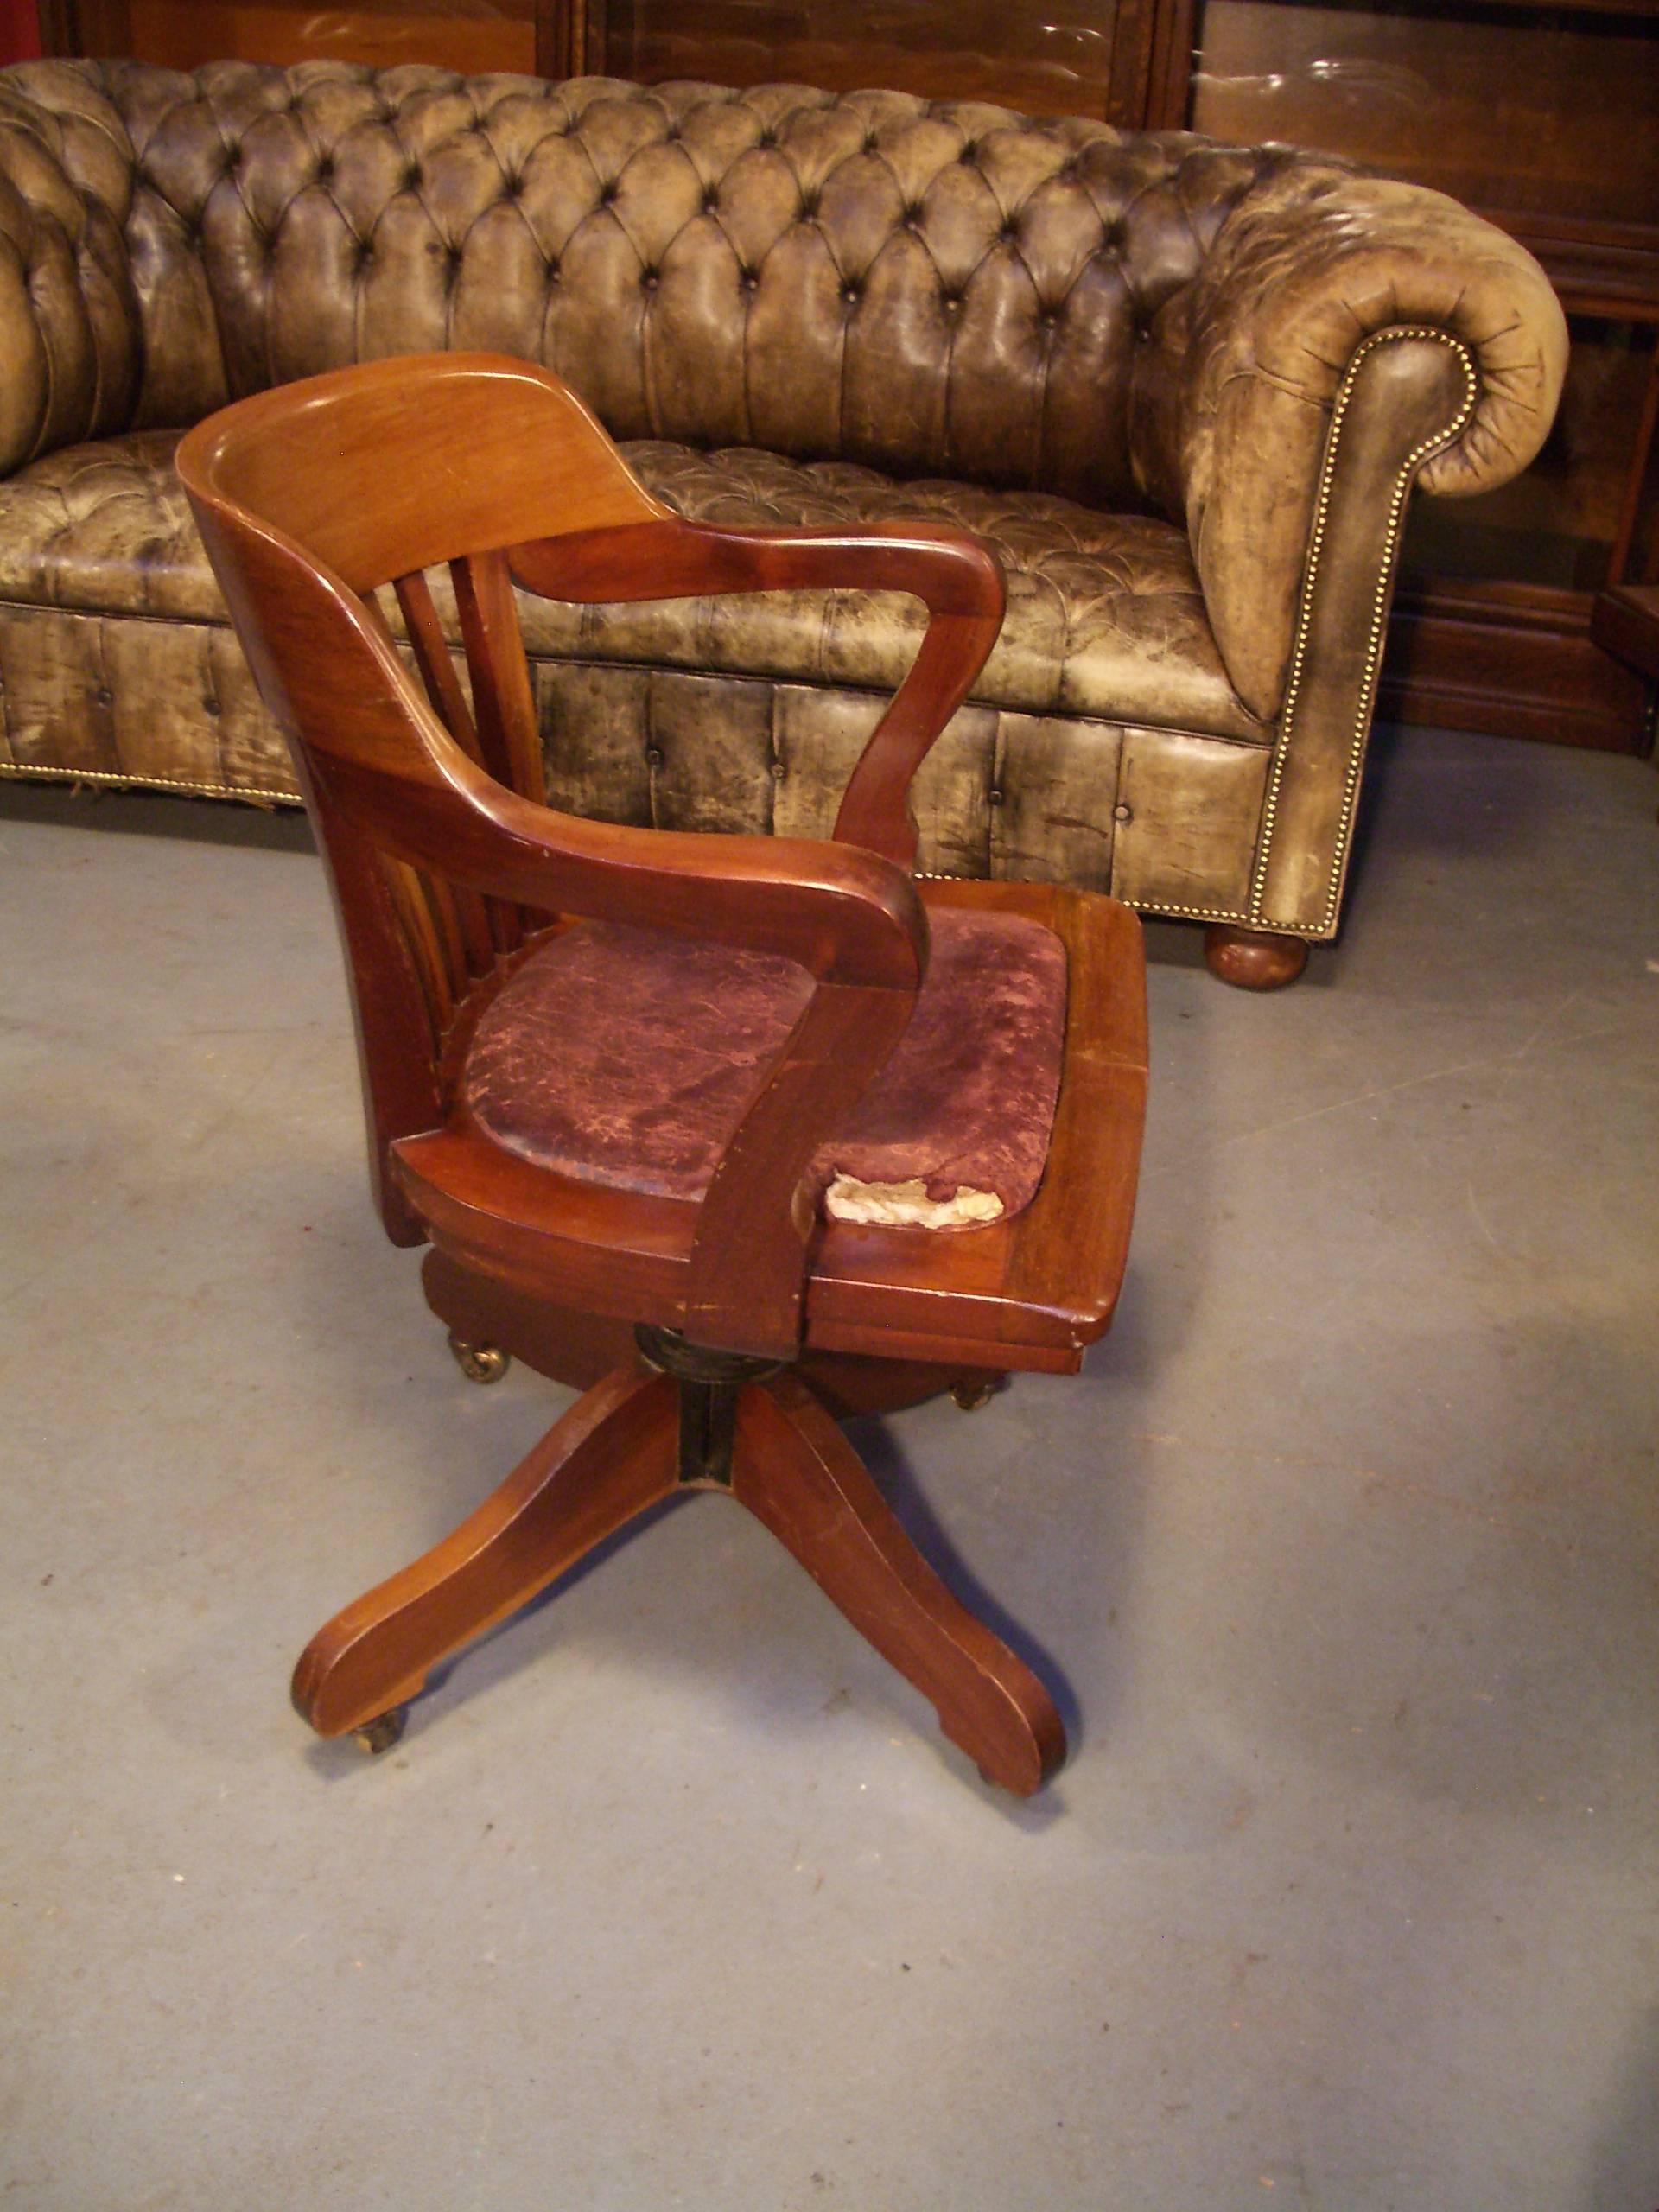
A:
[
  {"xmin": 0, "ymin": 61, "xmax": 142, "ymax": 476},
  {"xmin": 1131, "ymin": 163, "xmax": 1569, "ymax": 726}
]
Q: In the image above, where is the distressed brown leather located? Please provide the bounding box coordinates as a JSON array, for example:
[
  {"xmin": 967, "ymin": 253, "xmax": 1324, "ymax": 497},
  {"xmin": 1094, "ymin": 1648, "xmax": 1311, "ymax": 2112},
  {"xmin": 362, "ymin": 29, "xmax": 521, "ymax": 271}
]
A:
[
  {"xmin": 1252, "ymin": 334, "xmax": 1476, "ymax": 932},
  {"xmin": 0, "ymin": 428, "xmax": 1263, "ymax": 735},
  {"xmin": 0, "ymin": 59, "xmax": 1567, "ymax": 940},
  {"xmin": 1133, "ymin": 167, "xmax": 1569, "ymax": 721}
]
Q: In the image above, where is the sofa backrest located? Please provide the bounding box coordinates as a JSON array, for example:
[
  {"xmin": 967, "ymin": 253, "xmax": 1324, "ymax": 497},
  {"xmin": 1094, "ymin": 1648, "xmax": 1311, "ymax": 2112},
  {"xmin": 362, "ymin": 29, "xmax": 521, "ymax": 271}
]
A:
[
  {"xmin": 0, "ymin": 62, "xmax": 143, "ymax": 465},
  {"xmin": 3, "ymin": 59, "xmax": 1309, "ymax": 512}
]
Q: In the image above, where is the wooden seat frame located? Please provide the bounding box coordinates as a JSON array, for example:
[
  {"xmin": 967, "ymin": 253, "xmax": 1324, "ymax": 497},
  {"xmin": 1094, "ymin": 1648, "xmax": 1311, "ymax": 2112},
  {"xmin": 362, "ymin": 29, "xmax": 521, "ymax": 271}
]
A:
[{"xmin": 178, "ymin": 353, "xmax": 1147, "ymax": 1796}]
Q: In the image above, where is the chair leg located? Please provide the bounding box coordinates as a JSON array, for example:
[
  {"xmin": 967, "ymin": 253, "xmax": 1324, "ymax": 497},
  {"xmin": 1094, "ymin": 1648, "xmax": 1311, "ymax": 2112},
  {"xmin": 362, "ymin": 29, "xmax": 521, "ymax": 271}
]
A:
[
  {"xmin": 728, "ymin": 1373, "xmax": 1065, "ymax": 1796},
  {"xmin": 292, "ymin": 1366, "xmax": 679, "ymax": 1739}
]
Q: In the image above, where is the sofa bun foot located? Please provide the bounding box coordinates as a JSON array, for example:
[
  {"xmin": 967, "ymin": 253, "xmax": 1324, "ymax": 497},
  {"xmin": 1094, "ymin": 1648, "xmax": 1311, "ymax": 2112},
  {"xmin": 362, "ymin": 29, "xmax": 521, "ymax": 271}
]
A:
[{"xmin": 1204, "ymin": 925, "xmax": 1309, "ymax": 991}]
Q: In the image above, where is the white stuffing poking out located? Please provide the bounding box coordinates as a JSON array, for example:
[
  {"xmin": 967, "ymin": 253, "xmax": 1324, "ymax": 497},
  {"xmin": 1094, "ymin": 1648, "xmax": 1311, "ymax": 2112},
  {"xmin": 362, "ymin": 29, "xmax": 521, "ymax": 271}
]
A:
[{"xmin": 823, "ymin": 1174, "xmax": 1005, "ymax": 1229}]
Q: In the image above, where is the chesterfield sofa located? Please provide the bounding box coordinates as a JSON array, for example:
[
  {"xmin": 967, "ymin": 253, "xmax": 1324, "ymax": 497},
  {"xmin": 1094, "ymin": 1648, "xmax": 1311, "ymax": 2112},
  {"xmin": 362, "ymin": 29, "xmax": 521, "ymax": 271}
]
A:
[{"xmin": 0, "ymin": 60, "xmax": 1567, "ymax": 983}]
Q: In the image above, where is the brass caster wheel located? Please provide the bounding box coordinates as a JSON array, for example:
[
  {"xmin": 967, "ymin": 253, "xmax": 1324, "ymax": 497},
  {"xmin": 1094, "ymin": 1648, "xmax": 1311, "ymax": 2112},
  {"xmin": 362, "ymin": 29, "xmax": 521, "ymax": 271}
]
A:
[
  {"xmin": 352, "ymin": 1708, "xmax": 406, "ymax": 1757},
  {"xmin": 448, "ymin": 1333, "xmax": 510, "ymax": 1385},
  {"xmin": 951, "ymin": 1375, "xmax": 1005, "ymax": 1413}
]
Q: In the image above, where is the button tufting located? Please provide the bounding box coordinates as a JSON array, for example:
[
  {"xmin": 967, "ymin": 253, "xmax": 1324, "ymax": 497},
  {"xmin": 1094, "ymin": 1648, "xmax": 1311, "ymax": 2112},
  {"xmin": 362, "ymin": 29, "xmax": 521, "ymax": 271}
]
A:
[
  {"xmin": 702, "ymin": 187, "xmax": 720, "ymax": 213},
  {"xmin": 640, "ymin": 266, "xmax": 658, "ymax": 289},
  {"xmin": 315, "ymin": 156, "xmax": 335, "ymax": 185},
  {"xmin": 598, "ymin": 180, "xmax": 618, "ymax": 205},
  {"xmin": 1113, "ymin": 802, "xmax": 1133, "ymax": 823},
  {"xmin": 645, "ymin": 744, "xmax": 664, "ymax": 767},
  {"xmin": 987, "ymin": 786, "xmax": 1004, "ymax": 807},
  {"xmin": 403, "ymin": 162, "xmax": 423, "ymax": 190}
]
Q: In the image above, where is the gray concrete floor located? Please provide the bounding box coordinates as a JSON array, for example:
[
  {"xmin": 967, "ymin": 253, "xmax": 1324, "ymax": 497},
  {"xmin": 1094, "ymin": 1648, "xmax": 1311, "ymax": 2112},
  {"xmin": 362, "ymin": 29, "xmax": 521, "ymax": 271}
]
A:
[{"xmin": 2, "ymin": 725, "xmax": 1656, "ymax": 2211}]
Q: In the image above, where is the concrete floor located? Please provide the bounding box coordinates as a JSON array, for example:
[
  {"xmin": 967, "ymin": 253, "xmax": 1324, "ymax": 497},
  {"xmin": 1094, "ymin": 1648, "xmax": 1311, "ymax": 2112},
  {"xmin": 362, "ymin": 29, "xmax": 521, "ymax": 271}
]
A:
[{"xmin": 2, "ymin": 725, "xmax": 1656, "ymax": 2211}]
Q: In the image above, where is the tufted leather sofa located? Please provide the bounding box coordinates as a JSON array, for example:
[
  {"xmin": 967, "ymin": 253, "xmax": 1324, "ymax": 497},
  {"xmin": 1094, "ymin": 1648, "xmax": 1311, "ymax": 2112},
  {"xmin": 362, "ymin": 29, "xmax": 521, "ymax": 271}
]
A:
[{"xmin": 0, "ymin": 59, "xmax": 1567, "ymax": 975}]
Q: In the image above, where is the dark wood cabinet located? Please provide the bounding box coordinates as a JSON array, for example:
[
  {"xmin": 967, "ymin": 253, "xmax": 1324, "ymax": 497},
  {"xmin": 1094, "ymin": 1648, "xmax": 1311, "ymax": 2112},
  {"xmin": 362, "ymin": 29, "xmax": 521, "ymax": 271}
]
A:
[
  {"xmin": 588, "ymin": 0, "xmax": 1166, "ymax": 123},
  {"xmin": 40, "ymin": 3, "xmax": 565, "ymax": 75}
]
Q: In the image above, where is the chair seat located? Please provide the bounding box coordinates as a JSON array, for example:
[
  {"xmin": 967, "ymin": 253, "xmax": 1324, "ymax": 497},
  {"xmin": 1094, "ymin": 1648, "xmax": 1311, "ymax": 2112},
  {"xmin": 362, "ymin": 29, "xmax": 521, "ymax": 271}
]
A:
[
  {"xmin": 397, "ymin": 878, "xmax": 1146, "ymax": 1372},
  {"xmin": 461, "ymin": 907, "xmax": 1068, "ymax": 1227}
]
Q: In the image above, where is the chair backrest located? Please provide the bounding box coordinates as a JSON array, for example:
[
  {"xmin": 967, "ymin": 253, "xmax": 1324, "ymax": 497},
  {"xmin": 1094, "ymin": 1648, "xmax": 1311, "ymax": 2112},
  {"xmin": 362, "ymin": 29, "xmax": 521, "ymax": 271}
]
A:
[
  {"xmin": 178, "ymin": 351, "xmax": 673, "ymax": 1241},
  {"xmin": 179, "ymin": 352, "xmax": 974, "ymax": 1352}
]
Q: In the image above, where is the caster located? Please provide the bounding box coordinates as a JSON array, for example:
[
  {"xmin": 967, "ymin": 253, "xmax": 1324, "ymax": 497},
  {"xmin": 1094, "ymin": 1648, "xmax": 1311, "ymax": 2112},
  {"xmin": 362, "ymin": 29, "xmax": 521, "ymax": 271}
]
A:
[
  {"xmin": 951, "ymin": 1375, "xmax": 1006, "ymax": 1413},
  {"xmin": 352, "ymin": 1708, "xmax": 406, "ymax": 1756},
  {"xmin": 448, "ymin": 1333, "xmax": 510, "ymax": 1385}
]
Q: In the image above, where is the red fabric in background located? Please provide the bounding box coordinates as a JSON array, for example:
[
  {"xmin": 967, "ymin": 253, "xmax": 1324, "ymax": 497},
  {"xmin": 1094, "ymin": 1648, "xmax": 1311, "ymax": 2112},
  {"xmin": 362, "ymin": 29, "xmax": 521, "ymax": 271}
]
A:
[{"xmin": 0, "ymin": 1, "xmax": 41, "ymax": 64}]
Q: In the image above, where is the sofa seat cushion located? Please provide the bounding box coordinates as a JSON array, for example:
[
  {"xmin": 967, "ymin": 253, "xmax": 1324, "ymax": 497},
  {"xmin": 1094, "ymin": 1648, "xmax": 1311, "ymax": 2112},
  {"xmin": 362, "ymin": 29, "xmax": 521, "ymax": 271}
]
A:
[
  {"xmin": 0, "ymin": 431, "xmax": 217, "ymax": 622},
  {"xmin": 614, "ymin": 445, "xmax": 1268, "ymax": 742},
  {"xmin": 0, "ymin": 430, "xmax": 1266, "ymax": 745},
  {"xmin": 461, "ymin": 906, "xmax": 1067, "ymax": 1225}
]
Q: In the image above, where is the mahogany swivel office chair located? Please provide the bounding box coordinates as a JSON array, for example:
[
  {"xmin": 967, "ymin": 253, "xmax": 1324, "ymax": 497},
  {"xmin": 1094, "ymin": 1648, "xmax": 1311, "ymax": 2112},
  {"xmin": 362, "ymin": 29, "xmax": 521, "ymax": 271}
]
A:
[{"xmin": 178, "ymin": 353, "xmax": 1147, "ymax": 1796}]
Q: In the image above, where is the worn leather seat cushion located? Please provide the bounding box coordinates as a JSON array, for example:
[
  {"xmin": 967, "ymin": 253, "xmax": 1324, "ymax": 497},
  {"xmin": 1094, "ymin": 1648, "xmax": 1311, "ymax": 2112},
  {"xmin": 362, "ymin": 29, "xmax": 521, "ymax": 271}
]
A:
[
  {"xmin": 0, "ymin": 430, "xmax": 1264, "ymax": 742},
  {"xmin": 462, "ymin": 906, "xmax": 1067, "ymax": 1222}
]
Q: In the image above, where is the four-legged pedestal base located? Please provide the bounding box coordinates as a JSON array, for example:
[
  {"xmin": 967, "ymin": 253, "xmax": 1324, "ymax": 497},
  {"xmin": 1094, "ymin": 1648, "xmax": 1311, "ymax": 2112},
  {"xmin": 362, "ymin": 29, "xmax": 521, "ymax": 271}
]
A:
[{"xmin": 293, "ymin": 1313, "xmax": 1059, "ymax": 1796}]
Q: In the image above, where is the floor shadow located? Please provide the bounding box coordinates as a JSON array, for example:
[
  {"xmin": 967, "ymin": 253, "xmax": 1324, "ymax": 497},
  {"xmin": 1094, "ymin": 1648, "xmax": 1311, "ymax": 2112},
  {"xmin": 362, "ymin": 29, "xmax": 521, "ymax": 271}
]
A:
[
  {"xmin": 298, "ymin": 1483, "xmax": 702, "ymax": 1783},
  {"xmin": 296, "ymin": 1378, "xmax": 1092, "ymax": 1829},
  {"xmin": 0, "ymin": 776, "xmax": 315, "ymax": 852},
  {"xmin": 849, "ymin": 1408, "xmax": 1080, "ymax": 1747},
  {"xmin": 1580, "ymin": 2005, "xmax": 1659, "ymax": 2212}
]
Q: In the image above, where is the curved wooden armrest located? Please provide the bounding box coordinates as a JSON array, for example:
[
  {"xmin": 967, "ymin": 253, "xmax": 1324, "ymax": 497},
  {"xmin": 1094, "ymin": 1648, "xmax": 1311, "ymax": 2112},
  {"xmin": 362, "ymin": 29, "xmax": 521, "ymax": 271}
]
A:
[
  {"xmin": 195, "ymin": 472, "xmax": 950, "ymax": 1356},
  {"xmin": 334, "ymin": 739, "xmax": 921, "ymax": 1356},
  {"xmin": 511, "ymin": 515, "xmax": 1006, "ymax": 868},
  {"xmin": 325, "ymin": 736, "xmax": 926, "ymax": 996},
  {"xmin": 353, "ymin": 625, "xmax": 935, "ymax": 1358}
]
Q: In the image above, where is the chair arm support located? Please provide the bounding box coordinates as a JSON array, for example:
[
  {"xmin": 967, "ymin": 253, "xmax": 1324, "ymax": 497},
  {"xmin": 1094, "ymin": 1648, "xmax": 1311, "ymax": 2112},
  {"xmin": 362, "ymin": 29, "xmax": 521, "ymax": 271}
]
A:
[
  {"xmin": 190, "ymin": 499, "xmax": 931, "ymax": 993},
  {"xmin": 352, "ymin": 625, "xmax": 931, "ymax": 1359},
  {"xmin": 683, "ymin": 976, "xmax": 918, "ymax": 1357},
  {"xmin": 186, "ymin": 371, "xmax": 960, "ymax": 1355},
  {"xmin": 328, "ymin": 743, "xmax": 931, "ymax": 995},
  {"xmin": 414, "ymin": 753, "xmax": 923, "ymax": 1357},
  {"xmin": 511, "ymin": 516, "xmax": 1007, "ymax": 867},
  {"xmin": 1130, "ymin": 164, "xmax": 1569, "ymax": 723},
  {"xmin": 0, "ymin": 63, "xmax": 141, "ymax": 474},
  {"xmin": 346, "ymin": 741, "xmax": 925, "ymax": 1358}
]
